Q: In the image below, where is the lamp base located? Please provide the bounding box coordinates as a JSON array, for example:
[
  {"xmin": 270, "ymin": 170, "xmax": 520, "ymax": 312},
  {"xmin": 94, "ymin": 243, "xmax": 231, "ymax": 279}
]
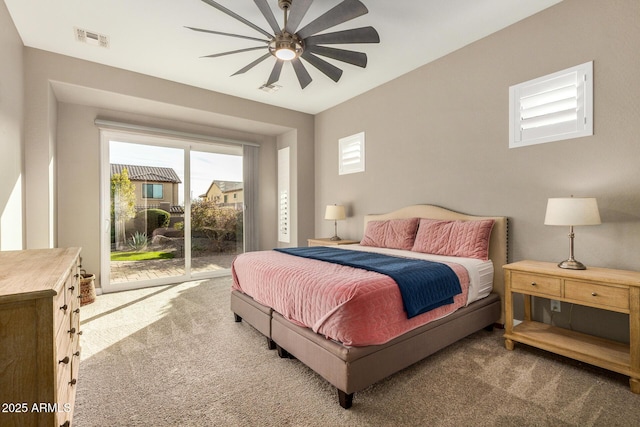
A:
[
  {"xmin": 557, "ymin": 259, "xmax": 587, "ymax": 270},
  {"xmin": 329, "ymin": 235, "xmax": 342, "ymax": 241}
]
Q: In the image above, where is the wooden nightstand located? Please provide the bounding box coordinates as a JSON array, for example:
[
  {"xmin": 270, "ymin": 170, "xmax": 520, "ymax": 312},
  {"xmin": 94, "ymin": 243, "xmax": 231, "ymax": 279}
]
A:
[
  {"xmin": 307, "ymin": 238, "xmax": 359, "ymax": 247},
  {"xmin": 503, "ymin": 260, "xmax": 640, "ymax": 394}
]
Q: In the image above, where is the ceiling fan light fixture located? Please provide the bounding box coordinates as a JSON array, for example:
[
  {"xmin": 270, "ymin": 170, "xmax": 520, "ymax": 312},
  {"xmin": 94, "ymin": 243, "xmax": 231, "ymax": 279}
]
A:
[
  {"xmin": 269, "ymin": 33, "xmax": 303, "ymax": 61},
  {"xmin": 275, "ymin": 46, "xmax": 296, "ymax": 60}
]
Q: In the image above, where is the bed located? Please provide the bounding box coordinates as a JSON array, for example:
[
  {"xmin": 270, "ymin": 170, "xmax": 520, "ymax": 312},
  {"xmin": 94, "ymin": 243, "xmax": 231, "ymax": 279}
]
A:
[{"xmin": 230, "ymin": 204, "xmax": 508, "ymax": 408}]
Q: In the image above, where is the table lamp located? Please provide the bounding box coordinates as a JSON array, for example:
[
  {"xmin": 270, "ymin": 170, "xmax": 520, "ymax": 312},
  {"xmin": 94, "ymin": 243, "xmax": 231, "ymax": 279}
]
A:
[
  {"xmin": 544, "ymin": 196, "xmax": 601, "ymax": 270},
  {"xmin": 325, "ymin": 204, "xmax": 346, "ymax": 241}
]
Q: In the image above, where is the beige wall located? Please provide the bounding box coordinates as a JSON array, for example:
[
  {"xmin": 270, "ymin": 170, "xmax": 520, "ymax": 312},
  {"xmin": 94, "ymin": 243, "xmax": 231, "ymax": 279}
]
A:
[
  {"xmin": 0, "ymin": 0, "xmax": 24, "ymax": 250},
  {"xmin": 20, "ymin": 46, "xmax": 314, "ymax": 286},
  {"xmin": 314, "ymin": 0, "xmax": 640, "ymax": 341}
]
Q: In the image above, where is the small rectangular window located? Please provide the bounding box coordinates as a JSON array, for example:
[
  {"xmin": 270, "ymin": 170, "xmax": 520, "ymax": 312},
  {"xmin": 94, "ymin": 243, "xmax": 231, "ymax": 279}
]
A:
[
  {"xmin": 509, "ymin": 61, "xmax": 593, "ymax": 148},
  {"xmin": 339, "ymin": 132, "xmax": 365, "ymax": 175},
  {"xmin": 143, "ymin": 184, "xmax": 163, "ymax": 199}
]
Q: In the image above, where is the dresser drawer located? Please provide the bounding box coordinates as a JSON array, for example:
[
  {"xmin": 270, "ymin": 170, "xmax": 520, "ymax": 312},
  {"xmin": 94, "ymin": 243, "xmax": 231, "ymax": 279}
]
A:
[
  {"xmin": 510, "ymin": 272, "xmax": 562, "ymax": 297},
  {"xmin": 54, "ymin": 286, "xmax": 68, "ymax": 334},
  {"xmin": 565, "ymin": 280, "xmax": 630, "ymax": 312}
]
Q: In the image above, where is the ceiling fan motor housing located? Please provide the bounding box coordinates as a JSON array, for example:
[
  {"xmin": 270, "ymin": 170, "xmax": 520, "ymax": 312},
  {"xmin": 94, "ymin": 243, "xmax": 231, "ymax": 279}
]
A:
[{"xmin": 269, "ymin": 32, "xmax": 303, "ymax": 59}]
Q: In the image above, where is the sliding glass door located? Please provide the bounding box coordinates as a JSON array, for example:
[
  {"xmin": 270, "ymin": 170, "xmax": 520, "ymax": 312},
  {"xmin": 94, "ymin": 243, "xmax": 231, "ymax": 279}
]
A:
[
  {"xmin": 101, "ymin": 131, "xmax": 244, "ymax": 292},
  {"xmin": 190, "ymin": 149, "xmax": 243, "ymax": 275}
]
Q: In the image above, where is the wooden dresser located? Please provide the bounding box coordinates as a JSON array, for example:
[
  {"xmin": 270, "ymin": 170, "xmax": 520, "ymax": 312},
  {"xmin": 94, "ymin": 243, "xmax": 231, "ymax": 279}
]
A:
[
  {"xmin": 0, "ymin": 248, "xmax": 82, "ymax": 427},
  {"xmin": 503, "ymin": 260, "xmax": 640, "ymax": 394}
]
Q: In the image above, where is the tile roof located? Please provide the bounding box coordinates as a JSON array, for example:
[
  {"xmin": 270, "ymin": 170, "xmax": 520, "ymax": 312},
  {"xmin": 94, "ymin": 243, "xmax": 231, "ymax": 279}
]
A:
[{"xmin": 111, "ymin": 164, "xmax": 182, "ymax": 183}]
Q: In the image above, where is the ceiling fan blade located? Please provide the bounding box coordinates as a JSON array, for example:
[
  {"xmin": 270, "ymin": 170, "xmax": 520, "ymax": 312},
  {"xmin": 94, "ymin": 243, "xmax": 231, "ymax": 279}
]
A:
[
  {"xmin": 301, "ymin": 52, "xmax": 343, "ymax": 82},
  {"xmin": 185, "ymin": 26, "xmax": 269, "ymax": 44},
  {"xmin": 307, "ymin": 45, "xmax": 367, "ymax": 68},
  {"xmin": 304, "ymin": 27, "xmax": 380, "ymax": 46},
  {"xmin": 297, "ymin": 0, "xmax": 368, "ymax": 39},
  {"xmin": 253, "ymin": 0, "xmax": 282, "ymax": 35},
  {"xmin": 200, "ymin": 0, "xmax": 273, "ymax": 39},
  {"xmin": 202, "ymin": 46, "xmax": 266, "ymax": 59},
  {"xmin": 284, "ymin": 0, "xmax": 313, "ymax": 34},
  {"xmin": 266, "ymin": 60, "xmax": 284, "ymax": 86},
  {"xmin": 291, "ymin": 58, "xmax": 312, "ymax": 89},
  {"xmin": 231, "ymin": 53, "xmax": 272, "ymax": 76}
]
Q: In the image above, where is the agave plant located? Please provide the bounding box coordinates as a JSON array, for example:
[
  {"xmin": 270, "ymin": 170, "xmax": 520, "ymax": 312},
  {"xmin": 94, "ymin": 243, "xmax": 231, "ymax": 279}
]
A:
[{"xmin": 128, "ymin": 231, "xmax": 148, "ymax": 252}]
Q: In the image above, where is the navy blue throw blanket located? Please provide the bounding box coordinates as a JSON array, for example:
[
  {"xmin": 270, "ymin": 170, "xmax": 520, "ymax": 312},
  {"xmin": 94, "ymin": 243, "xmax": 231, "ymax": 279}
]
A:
[{"xmin": 274, "ymin": 246, "xmax": 462, "ymax": 318}]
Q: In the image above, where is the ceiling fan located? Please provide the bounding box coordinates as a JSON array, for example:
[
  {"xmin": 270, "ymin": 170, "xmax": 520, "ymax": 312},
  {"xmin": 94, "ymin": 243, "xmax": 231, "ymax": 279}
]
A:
[{"xmin": 187, "ymin": 0, "xmax": 380, "ymax": 89}]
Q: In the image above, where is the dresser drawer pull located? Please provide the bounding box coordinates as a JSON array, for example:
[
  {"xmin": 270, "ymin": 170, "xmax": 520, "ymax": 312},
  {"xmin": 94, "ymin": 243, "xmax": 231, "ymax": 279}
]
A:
[
  {"xmin": 69, "ymin": 379, "xmax": 77, "ymax": 386},
  {"xmin": 77, "ymin": 330, "xmax": 83, "ymax": 336},
  {"xmin": 68, "ymin": 327, "xmax": 76, "ymax": 335},
  {"xmin": 74, "ymin": 308, "xmax": 80, "ymax": 314},
  {"xmin": 73, "ymin": 350, "xmax": 80, "ymax": 357},
  {"xmin": 592, "ymin": 292, "xmax": 598, "ymax": 297},
  {"xmin": 59, "ymin": 304, "xmax": 68, "ymax": 311},
  {"xmin": 530, "ymin": 282, "xmax": 537, "ymax": 286},
  {"xmin": 61, "ymin": 421, "xmax": 71, "ymax": 427},
  {"xmin": 59, "ymin": 356, "xmax": 70, "ymax": 365},
  {"xmin": 68, "ymin": 285, "xmax": 75, "ymax": 292}
]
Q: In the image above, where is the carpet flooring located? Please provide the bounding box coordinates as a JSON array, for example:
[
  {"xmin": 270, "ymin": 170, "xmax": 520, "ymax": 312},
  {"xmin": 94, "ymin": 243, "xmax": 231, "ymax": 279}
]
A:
[{"xmin": 74, "ymin": 277, "xmax": 640, "ymax": 426}]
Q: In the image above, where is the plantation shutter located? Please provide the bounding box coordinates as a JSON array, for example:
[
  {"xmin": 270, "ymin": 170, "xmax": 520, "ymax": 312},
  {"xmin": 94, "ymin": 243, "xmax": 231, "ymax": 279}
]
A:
[
  {"xmin": 509, "ymin": 62, "xmax": 593, "ymax": 148},
  {"xmin": 339, "ymin": 132, "xmax": 365, "ymax": 175}
]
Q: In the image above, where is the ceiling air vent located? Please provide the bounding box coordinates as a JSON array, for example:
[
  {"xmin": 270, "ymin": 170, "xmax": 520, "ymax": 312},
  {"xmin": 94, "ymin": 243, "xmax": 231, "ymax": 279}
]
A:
[{"xmin": 74, "ymin": 27, "xmax": 110, "ymax": 48}]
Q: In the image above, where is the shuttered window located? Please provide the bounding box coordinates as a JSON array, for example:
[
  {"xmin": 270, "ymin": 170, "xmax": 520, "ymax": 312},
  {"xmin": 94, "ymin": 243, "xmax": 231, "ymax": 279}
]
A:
[
  {"xmin": 339, "ymin": 132, "xmax": 365, "ymax": 175},
  {"xmin": 509, "ymin": 61, "xmax": 593, "ymax": 148},
  {"xmin": 278, "ymin": 147, "xmax": 290, "ymax": 243}
]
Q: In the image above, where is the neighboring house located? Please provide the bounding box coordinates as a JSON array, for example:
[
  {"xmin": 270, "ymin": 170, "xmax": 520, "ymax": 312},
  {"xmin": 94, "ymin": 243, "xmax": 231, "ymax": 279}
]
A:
[
  {"xmin": 111, "ymin": 164, "xmax": 184, "ymax": 214},
  {"xmin": 200, "ymin": 180, "xmax": 243, "ymax": 210}
]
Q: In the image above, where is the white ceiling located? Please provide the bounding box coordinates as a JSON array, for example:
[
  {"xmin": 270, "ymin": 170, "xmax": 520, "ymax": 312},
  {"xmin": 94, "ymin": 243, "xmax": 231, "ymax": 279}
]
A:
[{"xmin": 5, "ymin": 0, "xmax": 562, "ymax": 115}]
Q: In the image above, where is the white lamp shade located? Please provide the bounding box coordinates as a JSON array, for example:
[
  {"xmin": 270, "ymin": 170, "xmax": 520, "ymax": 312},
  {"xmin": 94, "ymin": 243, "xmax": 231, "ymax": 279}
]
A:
[
  {"xmin": 544, "ymin": 197, "xmax": 601, "ymax": 226},
  {"xmin": 324, "ymin": 205, "xmax": 346, "ymax": 221}
]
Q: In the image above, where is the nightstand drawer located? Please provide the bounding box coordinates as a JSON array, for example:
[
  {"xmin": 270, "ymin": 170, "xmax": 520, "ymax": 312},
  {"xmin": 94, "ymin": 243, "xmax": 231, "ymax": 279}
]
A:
[
  {"xmin": 565, "ymin": 280, "xmax": 630, "ymax": 312},
  {"xmin": 510, "ymin": 272, "xmax": 561, "ymax": 297}
]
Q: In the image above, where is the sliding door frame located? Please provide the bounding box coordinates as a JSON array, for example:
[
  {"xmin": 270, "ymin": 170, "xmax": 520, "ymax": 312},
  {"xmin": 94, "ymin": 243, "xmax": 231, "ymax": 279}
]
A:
[{"xmin": 99, "ymin": 128, "xmax": 249, "ymax": 293}]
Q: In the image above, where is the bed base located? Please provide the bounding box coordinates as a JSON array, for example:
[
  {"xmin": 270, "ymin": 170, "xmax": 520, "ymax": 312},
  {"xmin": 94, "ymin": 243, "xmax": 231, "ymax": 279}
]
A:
[
  {"xmin": 231, "ymin": 290, "xmax": 275, "ymax": 350},
  {"xmin": 232, "ymin": 290, "xmax": 500, "ymax": 409},
  {"xmin": 271, "ymin": 293, "xmax": 500, "ymax": 408}
]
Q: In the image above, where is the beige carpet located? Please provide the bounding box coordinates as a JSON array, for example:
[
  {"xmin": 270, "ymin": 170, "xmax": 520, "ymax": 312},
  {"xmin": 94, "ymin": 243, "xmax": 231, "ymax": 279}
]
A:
[{"xmin": 74, "ymin": 277, "xmax": 640, "ymax": 426}]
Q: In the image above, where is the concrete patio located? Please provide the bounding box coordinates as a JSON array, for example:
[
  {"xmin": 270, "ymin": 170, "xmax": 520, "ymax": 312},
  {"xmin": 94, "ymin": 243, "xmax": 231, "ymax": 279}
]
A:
[{"xmin": 109, "ymin": 254, "xmax": 237, "ymax": 283}]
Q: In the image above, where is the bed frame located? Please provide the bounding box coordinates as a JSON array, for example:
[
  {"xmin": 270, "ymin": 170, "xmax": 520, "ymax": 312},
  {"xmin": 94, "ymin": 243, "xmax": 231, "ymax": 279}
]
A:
[{"xmin": 231, "ymin": 204, "xmax": 508, "ymax": 408}]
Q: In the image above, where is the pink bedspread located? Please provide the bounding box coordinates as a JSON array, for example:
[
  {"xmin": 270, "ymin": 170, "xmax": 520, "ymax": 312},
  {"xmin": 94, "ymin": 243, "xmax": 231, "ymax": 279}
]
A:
[{"xmin": 231, "ymin": 250, "xmax": 469, "ymax": 346}]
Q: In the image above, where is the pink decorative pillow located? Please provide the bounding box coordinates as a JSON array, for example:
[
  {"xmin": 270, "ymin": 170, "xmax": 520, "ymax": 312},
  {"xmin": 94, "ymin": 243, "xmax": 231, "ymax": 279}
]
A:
[
  {"xmin": 410, "ymin": 219, "xmax": 455, "ymax": 254},
  {"xmin": 360, "ymin": 218, "xmax": 419, "ymax": 250},
  {"xmin": 412, "ymin": 218, "xmax": 495, "ymax": 260}
]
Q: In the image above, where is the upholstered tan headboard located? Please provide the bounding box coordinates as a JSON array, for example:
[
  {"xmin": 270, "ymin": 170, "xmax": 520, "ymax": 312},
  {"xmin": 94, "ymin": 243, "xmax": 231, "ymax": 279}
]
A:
[{"xmin": 363, "ymin": 204, "xmax": 508, "ymax": 324}]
